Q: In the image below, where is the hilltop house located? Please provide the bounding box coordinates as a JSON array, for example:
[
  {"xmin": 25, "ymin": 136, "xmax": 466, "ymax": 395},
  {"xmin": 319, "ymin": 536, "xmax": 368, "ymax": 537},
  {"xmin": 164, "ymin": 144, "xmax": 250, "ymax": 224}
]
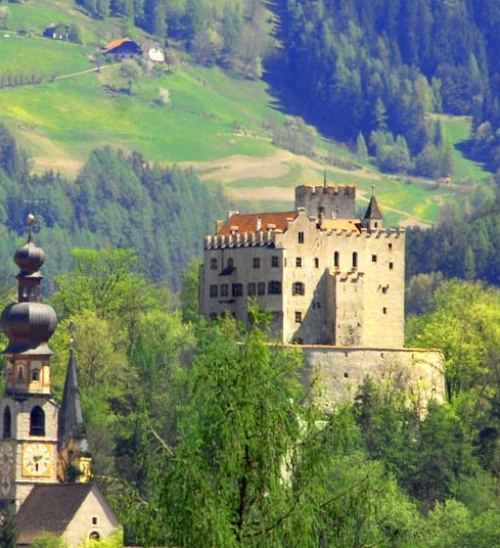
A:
[{"xmin": 103, "ymin": 37, "xmax": 143, "ymax": 60}]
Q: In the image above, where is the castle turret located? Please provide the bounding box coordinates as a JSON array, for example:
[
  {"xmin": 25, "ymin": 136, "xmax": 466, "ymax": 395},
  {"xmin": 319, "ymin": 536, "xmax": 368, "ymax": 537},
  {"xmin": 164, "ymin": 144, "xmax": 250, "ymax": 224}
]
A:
[{"xmin": 362, "ymin": 194, "xmax": 383, "ymax": 232}]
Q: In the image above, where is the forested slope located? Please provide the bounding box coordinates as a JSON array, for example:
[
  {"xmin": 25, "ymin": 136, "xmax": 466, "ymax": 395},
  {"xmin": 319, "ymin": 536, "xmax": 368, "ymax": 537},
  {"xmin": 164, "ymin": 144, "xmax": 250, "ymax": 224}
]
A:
[
  {"xmin": 270, "ymin": 0, "xmax": 500, "ymax": 175},
  {"xmin": 0, "ymin": 125, "xmax": 228, "ymax": 291}
]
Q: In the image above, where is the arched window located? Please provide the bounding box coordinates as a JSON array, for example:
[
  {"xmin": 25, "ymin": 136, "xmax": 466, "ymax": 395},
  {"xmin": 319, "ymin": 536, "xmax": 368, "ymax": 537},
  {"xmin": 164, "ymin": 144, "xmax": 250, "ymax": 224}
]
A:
[
  {"xmin": 292, "ymin": 282, "xmax": 305, "ymax": 296},
  {"xmin": 352, "ymin": 252, "xmax": 358, "ymax": 269},
  {"xmin": 334, "ymin": 252, "xmax": 339, "ymax": 268},
  {"xmin": 89, "ymin": 531, "xmax": 100, "ymax": 541},
  {"xmin": 3, "ymin": 407, "xmax": 11, "ymax": 439},
  {"xmin": 30, "ymin": 406, "xmax": 45, "ymax": 436}
]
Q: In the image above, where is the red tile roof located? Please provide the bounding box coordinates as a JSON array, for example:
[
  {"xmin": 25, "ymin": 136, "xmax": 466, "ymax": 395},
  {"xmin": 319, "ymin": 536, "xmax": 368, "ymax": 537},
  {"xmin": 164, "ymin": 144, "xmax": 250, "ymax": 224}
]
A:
[
  {"xmin": 103, "ymin": 37, "xmax": 134, "ymax": 52},
  {"xmin": 218, "ymin": 211, "xmax": 298, "ymax": 235}
]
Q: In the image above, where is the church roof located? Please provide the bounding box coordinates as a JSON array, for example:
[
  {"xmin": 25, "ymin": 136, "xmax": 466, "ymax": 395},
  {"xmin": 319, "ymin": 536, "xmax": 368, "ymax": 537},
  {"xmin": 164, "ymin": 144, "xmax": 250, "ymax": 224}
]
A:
[
  {"xmin": 217, "ymin": 211, "xmax": 298, "ymax": 235},
  {"xmin": 364, "ymin": 196, "xmax": 383, "ymax": 220},
  {"xmin": 16, "ymin": 484, "xmax": 93, "ymax": 544}
]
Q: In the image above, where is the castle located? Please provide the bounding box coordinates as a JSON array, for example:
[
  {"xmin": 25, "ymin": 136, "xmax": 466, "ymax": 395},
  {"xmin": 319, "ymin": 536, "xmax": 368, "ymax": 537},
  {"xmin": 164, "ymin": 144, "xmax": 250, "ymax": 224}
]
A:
[
  {"xmin": 200, "ymin": 183, "xmax": 445, "ymax": 408},
  {"xmin": 0, "ymin": 216, "xmax": 119, "ymax": 545}
]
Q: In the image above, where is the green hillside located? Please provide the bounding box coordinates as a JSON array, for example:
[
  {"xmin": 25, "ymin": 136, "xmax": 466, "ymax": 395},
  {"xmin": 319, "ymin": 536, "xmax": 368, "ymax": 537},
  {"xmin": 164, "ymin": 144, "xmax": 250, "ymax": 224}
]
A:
[{"xmin": 0, "ymin": 0, "xmax": 491, "ymax": 227}]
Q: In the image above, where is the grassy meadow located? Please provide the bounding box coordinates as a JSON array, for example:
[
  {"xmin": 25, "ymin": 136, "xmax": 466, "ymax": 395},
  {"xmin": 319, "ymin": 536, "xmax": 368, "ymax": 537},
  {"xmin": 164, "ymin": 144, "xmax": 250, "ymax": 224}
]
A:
[{"xmin": 0, "ymin": 0, "xmax": 491, "ymax": 226}]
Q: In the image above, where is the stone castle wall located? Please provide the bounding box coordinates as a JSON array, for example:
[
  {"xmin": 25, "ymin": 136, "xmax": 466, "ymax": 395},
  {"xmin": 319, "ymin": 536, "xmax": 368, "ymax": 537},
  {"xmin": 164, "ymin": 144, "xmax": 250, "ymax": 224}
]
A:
[{"xmin": 300, "ymin": 346, "xmax": 445, "ymax": 413}]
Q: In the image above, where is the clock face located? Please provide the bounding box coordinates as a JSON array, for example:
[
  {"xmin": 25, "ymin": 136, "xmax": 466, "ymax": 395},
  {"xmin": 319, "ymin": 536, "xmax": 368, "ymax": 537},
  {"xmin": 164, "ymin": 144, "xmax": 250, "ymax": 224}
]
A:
[
  {"xmin": 22, "ymin": 443, "xmax": 51, "ymax": 477},
  {"xmin": 0, "ymin": 443, "xmax": 13, "ymax": 496}
]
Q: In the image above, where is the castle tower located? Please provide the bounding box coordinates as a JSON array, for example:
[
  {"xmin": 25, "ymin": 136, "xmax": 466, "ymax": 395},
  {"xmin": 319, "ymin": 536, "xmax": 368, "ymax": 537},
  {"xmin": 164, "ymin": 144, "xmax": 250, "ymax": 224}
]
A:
[
  {"xmin": 0, "ymin": 215, "xmax": 59, "ymax": 511},
  {"xmin": 58, "ymin": 322, "xmax": 92, "ymax": 484}
]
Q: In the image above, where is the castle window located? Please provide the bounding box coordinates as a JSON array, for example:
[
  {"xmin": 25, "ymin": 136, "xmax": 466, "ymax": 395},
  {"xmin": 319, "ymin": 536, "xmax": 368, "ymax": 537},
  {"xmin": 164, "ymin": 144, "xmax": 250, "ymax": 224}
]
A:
[
  {"xmin": 3, "ymin": 406, "xmax": 11, "ymax": 439},
  {"xmin": 352, "ymin": 252, "xmax": 358, "ymax": 269},
  {"xmin": 383, "ymin": 307, "xmax": 387, "ymax": 314},
  {"xmin": 253, "ymin": 257, "xmax": 261, "ymax": 269},
  {"xmin": 295, "ymin": 311, "xmax": 302, "ymax": 323},
  {"xmin": 30, "ymin": 406, "xmax": 45, "ymax": 436},
  {"xmin": 372, "ymin": 254, "xmax": 377, "ymax": 262},
  {"xmin": 314, "ymin": 258, "xmax": 319, "ymax": 268},
  {"xmin": 298, "ymin": 231, "xmax": 304, "ymax": 244},
  {"xmin": 389, "ymin": 262, "xmax": 394, "ymax": 270},
  {"xmin": 388, "ymin": 243, "xmax": 393, "ymax": 251},
  {"xmin": 272, "ymin": 256, "xmax": 279, "ymax": 268},
  {"xmin": 295, "ymin": 257, "xmax": 302, "ymax": 267},
  {"xmin": 91, "ymin": 517, "xmax": 99, "ymax": 526},
  {"xmin": 334, "ymin": 252, "xmax": 339, "ymax": 268},
  {"xmin": 31, "ymin": 369, "xmax": 40, "ymax": 381},
  {"xmin": 232, "ymin": 283, "xmax": 243, "ymax": 297},
  {"xmin": 248, "ymin": 283, "xmax": 256, "ymax": 296},
  {"xmin": 209, "ymin": 285, "xmax": 218, "ymax": 298},
  {"xmin": 268, "ymin": 281, "xmax": 282, "ymax": 295},
  {"xmin": 292, "ymin": 282, "xmax": 305, "ymax": 296},
  {"xmin": 382, "ymin": 286, "xmax": 388, "ymax": 294},
  {"xmin": 258, "ymin": 282, "xmax": 266, "ymax": 295},
  {"xmin": 210, "ymin": 258, "xmax": 217, "ymax": 270},
  {"xmin": 344, "ymin": 372, "xmax": 349, "ymax": 378},
  {"xmin": 374, "ymin": 222, "xmax": 378, "ymax": 228},
  {"xmin": 227, "ymin": 258, "xmax": 234, "ymax": 268},
  {"xmin": 221, "ymin": 284, "xmax": 229, "ymax": 297}
]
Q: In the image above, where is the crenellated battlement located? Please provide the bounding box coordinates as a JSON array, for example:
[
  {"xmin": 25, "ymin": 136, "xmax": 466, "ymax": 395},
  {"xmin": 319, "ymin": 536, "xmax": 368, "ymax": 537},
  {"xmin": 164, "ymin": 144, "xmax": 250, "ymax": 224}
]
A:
[
  {"xmin": 205, "ymin": 229, "xmax": 282, "ymax": 249},
  {"xmin": 295, "ymin": 183, "xmax": 356, "ymax": 219},
  {"xmin": 297, "ymin": 183, "xmax": 356, "ymax": 197},
  {"xmin": 327, "ymin": 227, "xmax": 405, "ymax": 238}
]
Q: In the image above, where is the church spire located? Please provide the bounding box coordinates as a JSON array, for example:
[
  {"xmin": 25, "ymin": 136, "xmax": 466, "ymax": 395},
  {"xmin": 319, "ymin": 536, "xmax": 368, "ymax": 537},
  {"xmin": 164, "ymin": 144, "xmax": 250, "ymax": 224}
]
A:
[{"xmin": 57, "ymin": 322, "xmax": 92, "ymax": 483}]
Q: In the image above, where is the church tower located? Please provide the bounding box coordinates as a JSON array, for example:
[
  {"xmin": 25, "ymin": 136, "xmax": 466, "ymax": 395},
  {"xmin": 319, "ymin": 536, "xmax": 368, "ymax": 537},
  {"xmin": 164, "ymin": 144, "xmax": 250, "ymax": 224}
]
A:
[{"xmin": 0, "ymin": 215, "xmax": 58, "ymax": 511}]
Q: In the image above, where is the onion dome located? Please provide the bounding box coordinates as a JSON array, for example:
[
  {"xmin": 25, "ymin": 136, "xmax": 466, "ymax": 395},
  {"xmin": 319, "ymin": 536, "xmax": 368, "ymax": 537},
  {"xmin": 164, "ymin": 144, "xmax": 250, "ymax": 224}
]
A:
[
  {"xmin": 13, "ymin": 213, "xmax": 46, "ymax": 276},
  {"xmin": 1, "ymin": 302, "xmax": 57, "ymax": 355},
  {"xmin": 1, "ymin": 214, "xmax": 57, "ymax": 355}
]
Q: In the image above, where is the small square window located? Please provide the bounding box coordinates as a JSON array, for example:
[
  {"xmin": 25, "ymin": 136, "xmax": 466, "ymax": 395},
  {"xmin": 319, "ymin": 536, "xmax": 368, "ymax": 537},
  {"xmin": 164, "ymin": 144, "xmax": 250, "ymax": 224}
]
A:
[
  {"xmin": 210, "ymin": 258, "xmax": 217, "ymax": 270},
  {"xmin": 272, "ymin": 256, "xmax": 279, "ymax": 268},
  {"xmin": 382, "ymin": 286, "xmax": 388, "ymax": 294},
  {"xmin": 91, "ymin": 517, "xmax": 98, "ymax": 526},
  {"xmin": 388, "ymin": 243, "xmax": 393, "ymax": 250},
  {"xmin": 209, "ymin": 285, "xmax": 218, "ymax": 298},
  {"xmin": 295, "ymin": 311, "xmax": 302, "ymax": 323},
  {"xmin": 372, "ymin": 255, "xmax": 377, "ymax": 262},
  {"xmin": 253, "ymin": 257, "xmax": 260, "ymax": 269},
  {"xmin": 383, "ymin": 307, "xmax": 387, "ymax": 314},
  {"xmin": 344, "ymin": 372, "xmax": 349, "ymax": 378},
  {"xmin": 389, "ymin": 262, "xmax": 394, "ymax": 270},
  {"xmin": 298, "ymin": 231, "xmax": 304, "ymax": 244},
  {"xmin": 295, "ymin": 257, "xmax": 302, "ymax": 267}
]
